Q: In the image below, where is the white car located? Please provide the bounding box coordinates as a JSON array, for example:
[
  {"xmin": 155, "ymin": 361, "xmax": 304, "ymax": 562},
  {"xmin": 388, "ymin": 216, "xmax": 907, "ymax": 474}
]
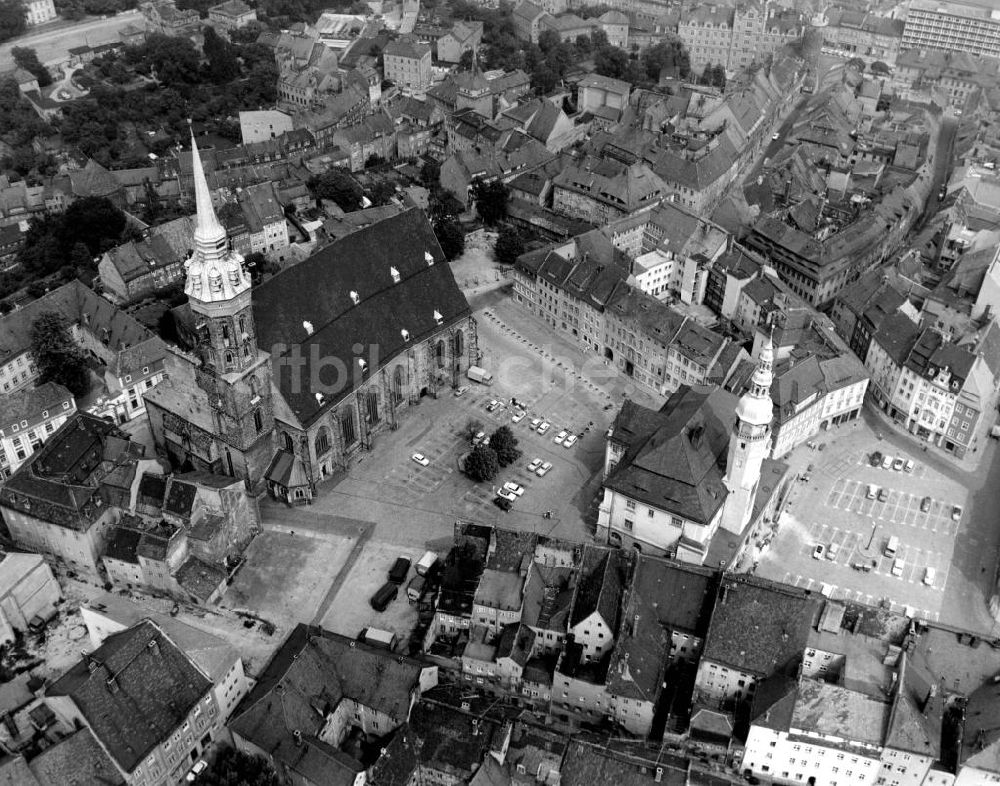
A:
[
  {"xmin": 496, "ymin": 487, "xmax": 517, "ymax": 502},
  {"xmin": 537, "ymin": 421, "xmax": 551, "ymax": 435},
  {"xmin": 554, "ymin": 429, "xmax": 569, "ymax": 445},
  {"xmin": 411, "ymin": 453, "xmax": 429, "ymax": 466},
  {"xmin": 771, "ymin": 132, "xmax": 780, "ymax": 141},
  {"xmin": 527, "ymin": 458, "xmax": 543, "ymax": 472},
  {"xmin": 923, "ymin": 567, "xmax": 936, "ymax": 586},
  {"xmin": 186, "ymin": 760, "xmax": 208, "ymax": 782},
  {"xmin": 503, "ymin": 481, "xmax": 525, "ymax": 496},
  {"xmin": 536, "ymin": 461, "xmax": 552, "ymax": 477},
  {"xmin": 952, "ymin": 505, "xmax": 963, "ymax": 522},
  {"xmin": 812, "ymin": 544, "xmax": 825, "ymax": 560},
  {"xmin": 472, "ymin": 431, "xmax": 487, "ymax": 447},
  {"xmin": 891, "ymin": 558, "xmax": 905, "ymax": 577},
  {"xmin": 454, "ymin": 385, "xmax": 470, "ymax": 397},
  {"xmin": 563, "ymin": 434, "xmax": 578, "ymax": 448},
  {"xmin": 529, "ymin": 418, "xmax": 543, "ymax": 430},
  {"xmin": 486, "ymin": 399, "xmax": 501, "ymax": 412},
  {"xmin": 511, "ymin": 409, "xmax": 526, "ymax": 423}
]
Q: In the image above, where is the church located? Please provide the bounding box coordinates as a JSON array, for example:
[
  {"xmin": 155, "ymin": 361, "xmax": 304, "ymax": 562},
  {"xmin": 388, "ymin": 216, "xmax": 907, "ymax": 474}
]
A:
[
  {"xmin": 595, "ymin": 335, "xmax": 791, "ymax": 569},
  {"xmin": 145, "ymin": 136, "xmax": 476, "ymax": 502}
]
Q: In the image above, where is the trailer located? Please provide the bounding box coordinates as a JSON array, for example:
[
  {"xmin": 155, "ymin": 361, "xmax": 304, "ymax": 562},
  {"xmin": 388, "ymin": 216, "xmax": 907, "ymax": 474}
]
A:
[{"xmin": 467, "ymin": 365, "xmax": 494, "ymax": 385}]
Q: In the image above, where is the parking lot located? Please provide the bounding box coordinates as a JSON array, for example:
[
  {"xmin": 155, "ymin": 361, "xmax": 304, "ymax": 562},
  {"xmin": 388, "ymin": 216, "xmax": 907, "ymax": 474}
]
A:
[{"xmin": 758, "ymin": 432, "xmax": 969, "ymax": 623}]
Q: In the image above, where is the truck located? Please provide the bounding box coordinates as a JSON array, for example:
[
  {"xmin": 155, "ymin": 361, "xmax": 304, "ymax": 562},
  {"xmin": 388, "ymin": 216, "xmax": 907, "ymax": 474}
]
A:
[
  {"xmin": 361, "ymin": 627, "xmax": 398, "ymax": 651},
  {"xmin": 467, "ymin": 365, "xmax": 494, "ymax": 385}
]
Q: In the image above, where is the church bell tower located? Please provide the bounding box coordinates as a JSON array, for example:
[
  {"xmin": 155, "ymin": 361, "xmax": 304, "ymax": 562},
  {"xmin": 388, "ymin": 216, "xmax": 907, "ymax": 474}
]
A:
[
  {"xmin": 185, "ymin": 131, "xmax": 274, "ymax": 485},
  {"xmin": 720, "ymin": 332, "xmax": 775, "ymax": 534}
]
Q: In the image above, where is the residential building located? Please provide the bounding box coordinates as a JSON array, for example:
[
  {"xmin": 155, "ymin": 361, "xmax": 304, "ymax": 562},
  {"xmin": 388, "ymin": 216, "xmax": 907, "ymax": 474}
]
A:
[
  {"xmin": 98, "ymin": 216, "xmax": 195, "ymax": 304},
  {"xmin": 902, "ymin": 0, "xmax": 1000, "ymax": 60},
  {"xmin": 238, "ymin": 110, "xmax": 293, "ymax": 145},
  {"xmin": 0, "ymin": 553, "xmax": 61, "ymax": 644},
  {"xmin": 0, "ymin": 382, "xmax": 76, "ymax": 479},
  {"xmin": 552, "ymin": 157, "xmax": 666, "ymax": 225},
  {"xmin": 383, "ymin": 37, "xmax": 432, "ymax": 95},
  {"xmin": 820, "ymin": 8, "xmax": 905, "ymax": 65},
  {"xmin": 229, "ymin": 623, "xmax": 437, "ymax": 786},
  {"xmin": 436, "ymin": 20, "xmax": 483, "ymax": 62},
  {"xmin": 23, "ymin": 0, "xmax": 56, "ymax": 25},
  {"xmin": 0, "ymin": 413, "xmax": 146, "ymax": 579},
  {"xmin": 576, "ymin": 73, "xmax": 631, "ymax": 118},
  {"xmin": 678, "ymin": 1, "xmax": 802, "ymax": 72},
  {"xmin": 239, "ymin": 182, "xmax": 289, "ymax": 260},
  {"xmin": 207, "ymin": 0, "xmax": 256, "ymax": 36},
  {"xmin": 45, "ymin": 619, "xmax": 223, "ymax": 785},
  {"xmin": 27, "ymin": 728, "xmax": 125, "ymax": 785},
  {"xmin": 513, "ymin": 0, "xmax": 548, "ymax": 43},
  {"xmin": 140, "ymin": 0, "xmax": 200, "ymax": 36},
  {"xmin": 704, "ymin": 243, "xmax": 763, "ymax": 321},
  {"xmin": 79, "ymin": 592, "xmax": 252, "ymax": 722}
]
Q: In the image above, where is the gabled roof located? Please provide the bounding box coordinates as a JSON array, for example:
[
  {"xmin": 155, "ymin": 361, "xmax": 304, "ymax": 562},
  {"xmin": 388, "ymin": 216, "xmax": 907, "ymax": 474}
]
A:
[
  {"xmin": 48, "ymin": 620, "xmax": 211, "ymax": 774},
  {"xmin": 0, "ymin": 381, "xmax": 73, "ymax": 432},
  {"xmin": 252, "ymin": 209, "xmax": 471, "ymax": 426},
  {"xmin": 569, "ymin": 545, "xmax": 627, "ymax": 632},
  {"xmin": 604, "ymin": 386, "xmax": 734, "ymax": 524},
  {"xmin": 231, "ymin": 624, "xmax": 425, "ymax": 783},
  {"xmin": 28, "ymin": 727, "xmax": 124, "ymax": 786}
]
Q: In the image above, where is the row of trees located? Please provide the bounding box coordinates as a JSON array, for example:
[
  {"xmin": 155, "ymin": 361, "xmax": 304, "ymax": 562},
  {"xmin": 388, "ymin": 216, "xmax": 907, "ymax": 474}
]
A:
[
  {"xmin": 12, "ymin": 47, "xmax": 52, "ymax": 87},
  {"xmin": 17, "ymin": 195, "xmax": 128, "ymax": 278}
]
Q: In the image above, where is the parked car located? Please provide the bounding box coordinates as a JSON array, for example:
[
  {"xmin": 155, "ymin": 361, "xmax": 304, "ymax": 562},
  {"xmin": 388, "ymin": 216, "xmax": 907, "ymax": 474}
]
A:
[
  {"xmin": 812, "ymin": 544, "xmax": 825, "ymax": 560},
  {"xmin": 826, "ymin": 541, "xmax": 840, "ymax": 561},
  {"xmin": 904, "ymin": 459, "xmax": 914, "ymax": 473},
  {"xmin": 411, "ymin": 453, "xmax": 429, "ymax": 466},
  {"xmin": 503, "ymin": 481, "xmax": 525, "ymax": 497},
  {"xmin": 891, "ymin": 558, "xmax": 905, "ymax": 577},
  {"xmin": 454, "ymin": 385, "xmax": 470, "ymax": 397},
  {"xmin": 527, "ymin": 458, "xmax": 543, "ymax": 472},
  {"xmin": 554, "ymin": 430, "xmax": 568, "ymax": 445},
  {"xmin": 186, "ymin": 760, "xmax": 208, "ymax": 782},
  {"xmin": 536, "ymin": 461, "xmax": 552, "ymax": 477},
  {"xmin": 537, "ymin": 422, "xmax": 551, "ymax": 435},
  {"xmin": 486, "ymin": 399, "xmax": 501, "ymax": 412},
  {"xmin": 370, "ymin": 582, "xmax": 398, "ymax": 611},
  {"xmin": 920, "ymin": 496, "xmax": 932, "ymax": 512},
  {"xmin": 493, "ymin": 496, "xmax": 513, "ymax": 511},
  {"xmin": 881, "ymin": 454, "xmax": 893, "ymax": 470},
  {"xmin": 472, "ymin": 431, "xmax": 487, "ymax": 447},
  {"xmin": 563, "ymin": 434, "xmax": 578, "ymax": 448},
  {"xmin": 877, "ymin": 487, "xmax": 889, "ymax": 502},
  {"xmin": 529, "ymin": 418, "xmax": 543, "ymax": 430},
  {"xmin": 511, "ymin": 409, "xmax": 526, "ymax": 423},
  {"xmin": 866, "ymin": 484, "xmax": 879, "ymax": 500},
  {"xmin": 870, "ymin": 451, "xmax": 883, "ymax": 467},
  {"xmin": 952, "ymin": 505, "xmax": 963, "ymax": 521},
  {"xmin": 923, "ymin": 567, "xmax": 936, "ymax": 586},
  {"xmin": 892, "ymin": 456, "xmax": 905, "ymax": 471},
  {"xmin": 497, "ymin": 487, "xmax": 518, "ymax": 502}
]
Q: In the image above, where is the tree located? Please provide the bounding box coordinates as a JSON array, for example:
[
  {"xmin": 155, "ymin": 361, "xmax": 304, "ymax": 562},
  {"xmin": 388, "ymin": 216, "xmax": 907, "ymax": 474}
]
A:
[
  {"xmin": 63, "ymin": 196, "xmax": 127, "ymax": 255},
  {"xmin": 420, "ymin": 159, "xmax": 440, "ymax": 188},
  {"xmin": 30, "ymin": 312, "xmax": 91, "ymax": 397},
  {"xmin": 465, "ymin": 443, "xmax": 499, "ymax": 482},
  {"xmin": 870, "ymin": 60, "xmax": 891, "ymax": 76},
  {"xmin": 199, "ymin": 746, "xmax": 281, "ymax": 786},
  {"xmin": 595, "ymin": 44, "xmax": 629, "ymax": 79},
  {"xmin": 202, "ymin": 27, "xmax": 239, "ymax": 83},
  {"xmin": 368, "ymin": 180, "xmax": 396, "ymax": 206},
  {"xmin": 490, "ymin": 425, "xmax": 521, "ymax": 467},
  {"xmin": 494, "ymin": 225, "xmax": 524, "ymax": 266},
  {"xmin": 307, "ymin": 169, "xmax": 363, "ymax": 211},
  {"xmin": 434, "ymin": 219, "xmax": 464, "ymax": 261},
  {"xmin": 12, "ymin": 47, "xmax": 52, "ymax": 87},
  {"xmin": 471, "ymin": 178, "xmax": 508, "ymax": 226},
  {"xmin": 0, "ymin": 0, "xmax": 26, "ymax": 43},
  {"xmin": 846, "ymin": 57, "xmax": 865, "ymax": 72}
]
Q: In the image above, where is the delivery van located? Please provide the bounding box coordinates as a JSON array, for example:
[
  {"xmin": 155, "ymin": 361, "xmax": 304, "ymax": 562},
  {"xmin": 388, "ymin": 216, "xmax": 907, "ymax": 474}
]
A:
[{"xmin": 416, "ymin": 551, "xmax": 438, "ymax": 576}]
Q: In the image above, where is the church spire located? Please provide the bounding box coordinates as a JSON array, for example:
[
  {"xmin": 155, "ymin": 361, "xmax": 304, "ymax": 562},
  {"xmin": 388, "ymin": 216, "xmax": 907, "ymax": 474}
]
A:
[
  {"xmin": 190, "ymin": 130, "xmax": 224, "ymax": 246},
  {"xmin": 735, "ymin": 330, "xmax": 775, "ymax": 428}
]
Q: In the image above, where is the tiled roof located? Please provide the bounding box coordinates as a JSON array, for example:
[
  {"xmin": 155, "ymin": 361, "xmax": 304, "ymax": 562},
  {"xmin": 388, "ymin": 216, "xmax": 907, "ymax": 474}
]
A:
[
  {"xmin": 570, "ymin": 545, "xmax": 627, "ymax": 632},
  {"xmin": 231, "ymin": 624, "xmax": 425, "ymax": 782},
  {"xmin": 175, "ymin": 556, "xmax": 226, "ymax": 602},
  {"xmin": 385, "ymin": 37, "xmax": 430, "ymax": 60},
  {"xmin": 69, "ymin": 159, "xmax": 121, "ymax": 198},
  {"xmin": 0, "ymin": 381, "xmax": 72, "ymax": 432},
  {"xmin": 792, "ymin": 677, "xmax": 889, "ymax": 746},
  {"xmin": 28, "ymin": 727, "xmax": 124, "ymax": 786},
  {"xmin": 603, "ymin": 387, "xmax": 734, "ymax": 524},
  {"xmin": 474, "ymin": 568, "xmax": 525, "ymax": 611},
  {"xmin": 164, "ymin": 478, "xmax": 197, "ymax": 517},
  {"xmin": 407, "ymin": 701, "xmax": 499, "ymax": 776},
  {"xmin": 702, "ymin": 576, "xmax": 819, "ymax": 677},
  {"xmin": 48, "ymin": 620, "xmax": 211, "ymax": 774},
  {"xmin": 104, "ymin": 526, "xmax": 142, "ymax": 565},
  {"xmin": 0, "ymin": 756, "xmax": 39, "ymax": 786},
  {"xmin": 630, "ymin": 556, "xmax": 717, "ymax": 637},
  {"xmin": 521, "ymin": 562, "xmax": 575, "ymax": 632},
  {"xmin": 495, "ymin": 622, "xmax": 535, "ymax": 667},
  {"xmin": 252, "ymin": 209, "xmax": 471, "ymax": 426}
]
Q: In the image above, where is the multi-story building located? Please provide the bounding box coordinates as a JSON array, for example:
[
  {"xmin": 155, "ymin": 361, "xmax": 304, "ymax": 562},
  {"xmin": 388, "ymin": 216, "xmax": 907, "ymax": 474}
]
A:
[
  {"xmin": 383, "ymin": 37, "xmax": 432, "ymax": 95},
  {"xmin": 23, "ymin": 0, "xmax": 56, "ymax": 25},
  {"xmin": 140, "ymin": 0, "xmax": 200, "ymax": 36},
  {"xmin": 0, "ymin": 382, "xmax": 76, "ymax": 479},
  {"xmin": 901, "ymin": 0, "xmax": 1000, "ymax": 60},
  {"xmin": 239, "ymin": 182, "xmax": 289, "ymax": 261},
  {"xmin": 0, "ymin": 413, "xmax": 145, "ymax": 579},
  {"xmin": 98, "ymin": 216, "xmax": 195, "ymax": 304},
  {"xmin": 513, "ymin": 0, "xmax": 549, "ymax": 42},
  {"xmin": 207, "ymin": 0, "xmax": 256, "ymax": 36},
  {"xmin": 819, "ymin": 8, "xmax": 905, "ymax": 65},
  {"xmin": 45, "ymin": 619, "xmax": 224, "ymax": 785},
  {"xmin": 678, "ymin": 1, "xmax": 802, "ymax": 72},
  {"xmin": 436, "ymin": 20, "xmax": 483, "ymax": 62},
  {"xmin": 551, "ymin": 157, "xmax": 666, "ymax": 225},
  {"xmin": 230, "ymin": 623, "xmax": 437, "ymax": 785},
  {"xmin": 0, "ymin": 553, "xmax": 61, "ymax": 644}
]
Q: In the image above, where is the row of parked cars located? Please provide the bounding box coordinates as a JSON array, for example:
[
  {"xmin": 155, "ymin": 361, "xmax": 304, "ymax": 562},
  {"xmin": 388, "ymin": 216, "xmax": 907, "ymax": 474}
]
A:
[{"xmin": 870, "ymin": 451, "xmax": 914, "ymax": 472}]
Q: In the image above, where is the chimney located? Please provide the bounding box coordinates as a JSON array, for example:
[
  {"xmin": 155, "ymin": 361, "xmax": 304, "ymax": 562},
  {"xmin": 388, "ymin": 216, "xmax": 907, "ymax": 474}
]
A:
[
  {"xmin": 147, "ymin": 638, "xmax": 159, "ymax": 656},
  {"xmin": 106, "ymin": 676, "xmax": 119, "ymax": 694},
  {"xmin": 294, "ymin": 730, "xmax": 303, "ymax": 746}
]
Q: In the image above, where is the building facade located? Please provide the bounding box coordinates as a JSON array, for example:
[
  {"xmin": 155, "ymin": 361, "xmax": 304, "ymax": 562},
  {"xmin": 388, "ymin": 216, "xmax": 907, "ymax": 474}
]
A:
[
  {"xmin": 0, "ymin": 382, "xmax": 76, "ymax": 479},
  {"xmin": 902, "ymin": 0, "xmax": 1000, "ymax": 60}
]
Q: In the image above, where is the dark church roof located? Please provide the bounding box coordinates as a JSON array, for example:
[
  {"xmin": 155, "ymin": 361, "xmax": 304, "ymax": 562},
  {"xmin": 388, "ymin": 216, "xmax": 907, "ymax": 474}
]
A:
[{"xmin": 252, "ymin": 208, "xmax": 471, "ymax": 427}]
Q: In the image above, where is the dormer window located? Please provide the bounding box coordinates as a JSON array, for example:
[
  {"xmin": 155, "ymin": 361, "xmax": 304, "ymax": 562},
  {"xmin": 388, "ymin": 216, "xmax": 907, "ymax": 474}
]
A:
[
  {"xmin": 303, "ymin": 320, "xmax": 314, "ymax": 336},
  {"xmin": 401, "ymin": 329, "xmax": 410, "ymax": 342},
  {"xmin": 350, "ymin": 291, "xmax": 360, "ymax": 305},
  {"xmin": 433, "ymin": 310, "xmax": 443, "ymax": 326},
  {"xmin": 358, "ymin": 359, "xmax": 368, "ymax": 373},
  {"xmin": 425, "ymin": 251, "xmax": 434, "ymax": 266},
  {"xmin": 315, "ymin": 392, "xmax": 325, "ymax": 406},
  {"xmin": 42, "ymin": 410, "xmax": 48, "ymax": 418},
  {"xmin": 390, "ymin": 266, "xmax": 401, "ymax": 283}
]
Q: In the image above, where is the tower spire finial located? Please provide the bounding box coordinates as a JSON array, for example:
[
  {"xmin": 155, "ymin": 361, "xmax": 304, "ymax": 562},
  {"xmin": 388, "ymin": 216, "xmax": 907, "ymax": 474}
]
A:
[{"xmin": 190, "ymin": 127, "xmax": 224, "ymax": 244}]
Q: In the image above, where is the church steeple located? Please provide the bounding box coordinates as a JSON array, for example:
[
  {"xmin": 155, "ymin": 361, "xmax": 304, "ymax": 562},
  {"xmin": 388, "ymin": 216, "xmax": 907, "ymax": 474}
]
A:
[
  {"xmin": 720, "ymin": 330, "xmax": 775, "ymax": 535},
  {"xmin": 184, "ymin": 131, "xmax": 250, "ymax": 306}
]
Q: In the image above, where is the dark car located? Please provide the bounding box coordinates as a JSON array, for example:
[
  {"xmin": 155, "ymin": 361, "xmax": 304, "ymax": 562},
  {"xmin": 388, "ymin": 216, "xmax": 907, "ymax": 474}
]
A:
[
  {"xmin": 920, "ymin": 496, "xmax": 932, "ymax": 513},
  {"xmin": 870, "ymin": 450, "xmax": 883, "ymax": 467},
  {"xmin": 493, "ymin": 496, "xmax": 513, "ymax": 511},
  {"xmin": 388, "ymin": 557, "xmax": 411, "ymax": 584},
  {"xmin": 370, "ymin": 582, "xmax": 398, "ymax": 612}
]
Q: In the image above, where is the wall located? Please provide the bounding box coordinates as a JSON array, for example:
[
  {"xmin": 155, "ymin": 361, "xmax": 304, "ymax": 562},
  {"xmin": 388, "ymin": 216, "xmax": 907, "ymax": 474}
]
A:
[{"xmin": 2, "ymin": 507, "xmax": 115, "ymax": 579}]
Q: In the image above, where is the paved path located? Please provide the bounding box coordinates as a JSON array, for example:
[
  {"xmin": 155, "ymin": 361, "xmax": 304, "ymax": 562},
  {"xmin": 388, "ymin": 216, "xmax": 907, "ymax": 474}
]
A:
[
  {"xmin": 311, "ymin": 523, "xmax": 374, "ymax": 625},
  {"xmin": 0, "ymin": 13, "xmax": 142, "ymax": 69}
]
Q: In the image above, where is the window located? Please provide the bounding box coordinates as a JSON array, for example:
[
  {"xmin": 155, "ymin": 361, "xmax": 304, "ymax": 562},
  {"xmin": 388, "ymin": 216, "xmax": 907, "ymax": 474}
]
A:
[
  {"xmin": 625, "ymin": 499, "xmax": 636, "ymax": 511},
  {"xmin": 623, "ymin": 518, "xmax": 634, "ymax": 531},
  {"xmin": 253, "ymin": 409, "xmax": 263, "ymax": 433}
]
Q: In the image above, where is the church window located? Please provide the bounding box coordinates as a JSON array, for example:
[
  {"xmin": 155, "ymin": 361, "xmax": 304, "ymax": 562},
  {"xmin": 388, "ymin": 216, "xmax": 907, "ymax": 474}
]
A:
[
  {"xmin": 341, "ymin": 408, "xmax": 356, "ymax": 445},
  {"xmin": 222, "ymin": 325, "xmax": 230, "ymax": 345},
  {"xmin": 315, "ymin": 427, "xmax": 330, "ymax": 456},
  {"xmin": 225, "ymin": 351, "xmax": 234, "ymax": 365},
  {"xmin": 435, "ymin": 340, "xmax": 445, "ymax": 368},
  {"xmin": 454, "ymin": 329, "xmax": 464, "ymax": 358},
  {"xmin": 392, "ymin": 366, "xmax": 404, "ymax": 406},
  {"xmin": 249, "ymin": 378, "xmax": 258, "ymax": 400},
  {"xmin": 239, "ymin": 316, "xmax": 246, "ymax": 336},
  {"xmin": 366, "ymin": 391, "xmax": 380, "ymax": 424},
  {"xmin": 254, "ymin": 409, "xmax": 263, "ymax": 433},
  {"xmin": 243, "ymin": 345, "xmax": 251, "ymax": 359},
  {"xmin": 282, "ymin": 432, "xmax": 293, "ymax": 451}
]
